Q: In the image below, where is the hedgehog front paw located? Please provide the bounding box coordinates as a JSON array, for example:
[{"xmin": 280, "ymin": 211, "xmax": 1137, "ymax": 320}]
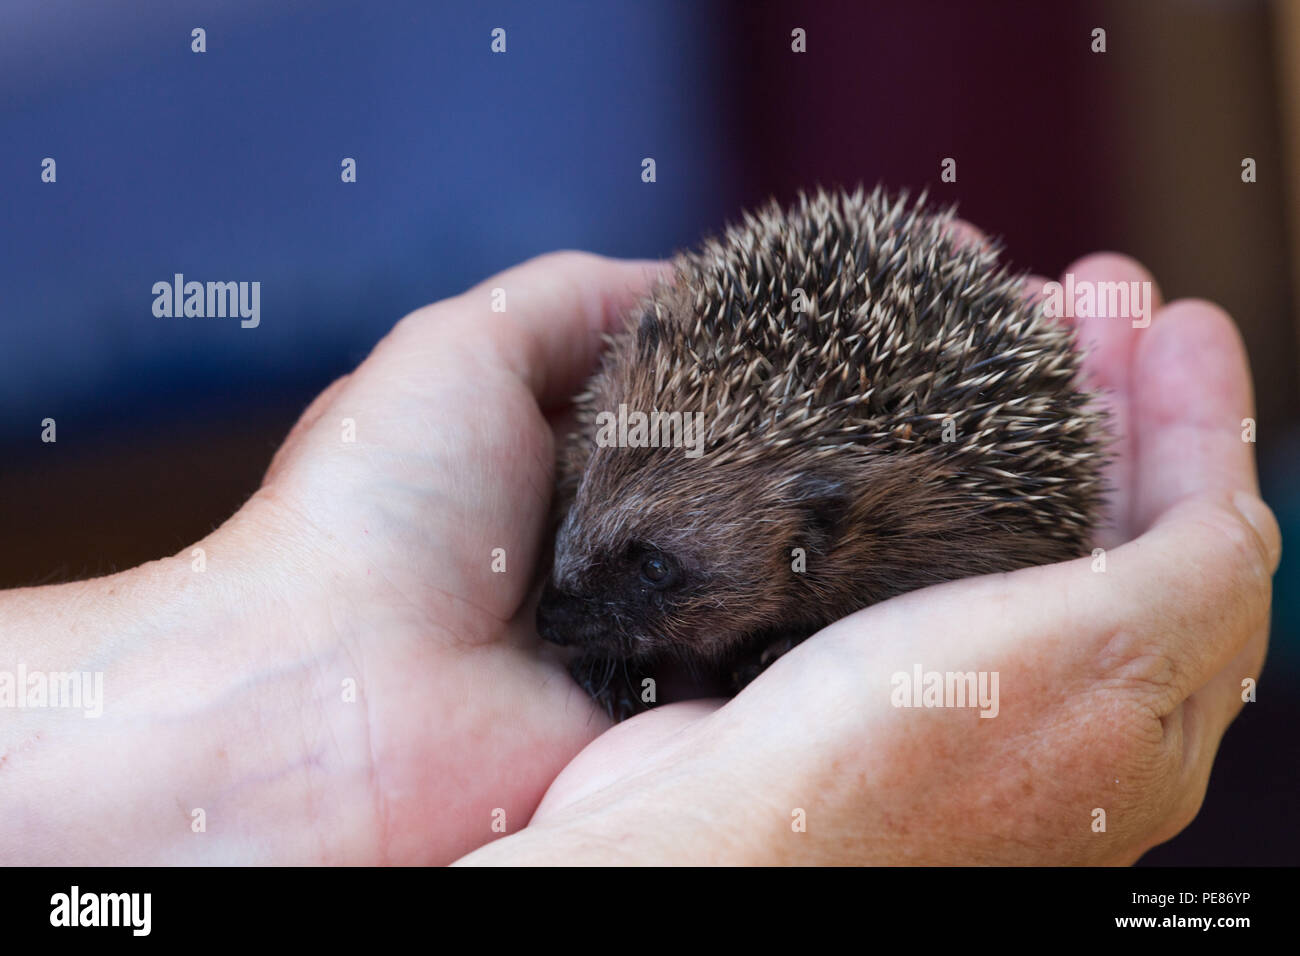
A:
[
  {"xmin": 568, "ymin": 654, "xmax": 649, "ymax": 722},
  {"xmin": 729, "ymin": 633, "xmax": 805, "ymax": 692}
]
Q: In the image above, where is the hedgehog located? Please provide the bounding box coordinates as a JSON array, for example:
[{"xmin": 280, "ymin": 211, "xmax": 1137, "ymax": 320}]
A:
[{"xmin": 536, "ymin": 187, "xmax": 1106, "ymax": 719}]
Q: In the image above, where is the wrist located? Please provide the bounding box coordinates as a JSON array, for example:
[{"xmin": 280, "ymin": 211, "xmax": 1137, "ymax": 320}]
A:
[{"xmin": 0, "ymin": 492, "xmax": 364, "ymax": 863}]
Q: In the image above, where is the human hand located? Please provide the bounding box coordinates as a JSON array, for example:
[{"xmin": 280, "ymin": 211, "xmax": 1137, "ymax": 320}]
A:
[
  {"xmin": 459, "ymin": 253, "xmax": 1280, "ymax": 866},
  {"xmin": 0, "ymin": 252, "xmax": 661, "ymax": 864},
  {"xmin": 247, "ymin": 252, "xmax": 674, "ymax": 862}
]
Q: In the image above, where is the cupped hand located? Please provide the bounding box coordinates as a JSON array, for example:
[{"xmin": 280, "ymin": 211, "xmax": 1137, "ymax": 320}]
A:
[
  {"xmin": 461, "ymin": 254, "xmax": 1280, "ymax": 866},
  {"xmin": 247, "ymin": 252, "xmax": 662, "ymax": 863}
]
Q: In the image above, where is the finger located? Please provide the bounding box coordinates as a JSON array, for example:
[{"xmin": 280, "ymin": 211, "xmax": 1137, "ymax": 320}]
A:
[
  {"xmin": 533, "ymin": 698, "xmax": 723, "ymax": 818},
  {"xmin": 1020, "ymin": 274, "xmax": 1056, "ymax": 312},
  {"xmin": 1131, "ymin": 299, "xmax": 1260, "ymax": 531},
  {"xmin": 452, "ymin": 251, "xmax": 668, "ymax": 409},
  {"xmin": 1162, "ymin": 603, "xmax": 1270, "ymax": 843},
  {"xmin": 547, "ymin": 405, "xmax": 580, "ymax": 453},
  {"xmin": 942, "ymin": 221, "xmax": 1051, "ymax": 314},
  {"xmin": 1178, "ymin": 490, "xmax": 1276, "ymax": 765},
  {"xmin": 1185, "ymin": 614, "xmax": 1269, "ymax": 763},
  {"xmin": 1061, "ymin": 253, "xmax": 1164, "ymax": 545},
  {"xmin": 814, "ymin": 490, "xmax": 1278, "ymax": 713},
  {"xmin": 943, "ymin": 218, "xmax": 989, "ymax": 251},
  {"xmin": 1088, "ymin": 492, "xmax": 1278, "ymax": 703},
  {"xmin": 946, "ymin": 220, "xmax": 1053, "ymax": 318}
]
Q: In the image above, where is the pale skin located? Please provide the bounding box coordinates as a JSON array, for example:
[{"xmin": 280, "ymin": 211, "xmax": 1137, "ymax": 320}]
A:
[{"xmin": 0, "ymin": 248, "xmax": 1278, "ymax": 865}]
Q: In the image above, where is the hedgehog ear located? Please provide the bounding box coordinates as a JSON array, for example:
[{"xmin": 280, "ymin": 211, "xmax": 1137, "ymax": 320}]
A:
[
  {"xmin": 636, "ymin": 310, "xmax": 661, "ymax": 354},
  {"xmin": 792, "ymin": 474, "xmax": 849, "ymax": 544}
]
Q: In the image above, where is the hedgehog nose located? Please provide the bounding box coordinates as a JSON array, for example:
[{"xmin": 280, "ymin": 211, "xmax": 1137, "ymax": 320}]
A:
[{"xmin": 536, "ymin": 583, "xmax": 580, "ymax": 646}]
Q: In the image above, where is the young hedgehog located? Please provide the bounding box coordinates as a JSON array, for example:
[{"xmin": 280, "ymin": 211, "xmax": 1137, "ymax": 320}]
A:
[{"xmin": 537, "ymin": 187, "xmax": 1106, "ymax": 719}]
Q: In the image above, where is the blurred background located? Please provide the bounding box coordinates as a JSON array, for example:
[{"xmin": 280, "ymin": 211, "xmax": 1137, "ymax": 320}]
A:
[{"xmin": 2, "ymin": 0, "xmax": 1296, "ymax": 864}]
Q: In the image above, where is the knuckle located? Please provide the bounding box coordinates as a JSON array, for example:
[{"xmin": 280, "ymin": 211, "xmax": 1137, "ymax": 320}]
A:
[
  {"xmin": 1094, "ymin": 628, "xmax": 1184, "ymax": 710},
  {"xmin": 1079, "ymin": 694, "xmax": 1188, "ymax": 843},
  {"xmin": 387, "ymin": 297, "xmax": 461, "ymax": 343},
  {"xmin": 1191, "ymin": 499, "xmax": 1275, "ymax": 623},
  {"xmin": 1205, "ymin": 500, "xmax": 1272, "ymax": 574},
  {"xmin": 1230, "ymin": 492, "xmax": 1282, "ymax": 573}
]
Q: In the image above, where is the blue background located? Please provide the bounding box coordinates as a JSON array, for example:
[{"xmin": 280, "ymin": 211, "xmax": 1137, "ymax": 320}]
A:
[{"xmin": 1, "ymin": 0, "xmax": 734, "ymax": 441}]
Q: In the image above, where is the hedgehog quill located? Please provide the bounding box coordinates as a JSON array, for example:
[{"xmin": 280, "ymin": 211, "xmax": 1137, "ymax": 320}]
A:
[{"xmin": 537, "ymin": 187, "xmax": 1107, "ymax": 719}]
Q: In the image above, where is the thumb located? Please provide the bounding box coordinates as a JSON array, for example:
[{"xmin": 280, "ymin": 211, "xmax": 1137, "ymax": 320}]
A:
[{"xmin": 381, "ymin": 251, "xmax": 668, "ymax": 409}]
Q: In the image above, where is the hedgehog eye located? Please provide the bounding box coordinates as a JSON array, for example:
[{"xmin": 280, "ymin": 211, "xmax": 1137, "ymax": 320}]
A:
[{"xmin": 639, "ymin": 552, "xmax": 680, "ymax": 589}]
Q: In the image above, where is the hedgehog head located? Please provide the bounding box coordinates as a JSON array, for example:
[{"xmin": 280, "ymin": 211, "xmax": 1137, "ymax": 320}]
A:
[{"xmin": 536, "ymin": 441, "xmax": 851, "ymax": 661}]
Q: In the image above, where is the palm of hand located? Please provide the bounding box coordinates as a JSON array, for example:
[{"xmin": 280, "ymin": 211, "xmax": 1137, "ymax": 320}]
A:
[{"xmin": 254, "ymin": 253, "xmax": 660, "ymax": 863}]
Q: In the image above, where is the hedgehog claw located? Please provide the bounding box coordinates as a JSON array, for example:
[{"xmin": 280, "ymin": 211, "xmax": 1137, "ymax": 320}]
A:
[
  {"xmin": 729, "ymin": 633, "xmax": 805, "ymax": 692},
  {"xmin": 569, "ymin": 654, "xmax": 650, "ymax": 722}
]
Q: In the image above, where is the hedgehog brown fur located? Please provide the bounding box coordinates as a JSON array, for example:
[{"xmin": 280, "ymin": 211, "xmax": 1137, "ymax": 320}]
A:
[{"xmin": 536, "ymin": 186, "xmax": 1107, "ymax": 719}]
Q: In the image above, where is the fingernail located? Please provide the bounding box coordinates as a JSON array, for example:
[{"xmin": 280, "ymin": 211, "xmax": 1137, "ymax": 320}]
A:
[{"xmin": 1232, "ymin": 490, "xmax": 1283, "ymax": 572}]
